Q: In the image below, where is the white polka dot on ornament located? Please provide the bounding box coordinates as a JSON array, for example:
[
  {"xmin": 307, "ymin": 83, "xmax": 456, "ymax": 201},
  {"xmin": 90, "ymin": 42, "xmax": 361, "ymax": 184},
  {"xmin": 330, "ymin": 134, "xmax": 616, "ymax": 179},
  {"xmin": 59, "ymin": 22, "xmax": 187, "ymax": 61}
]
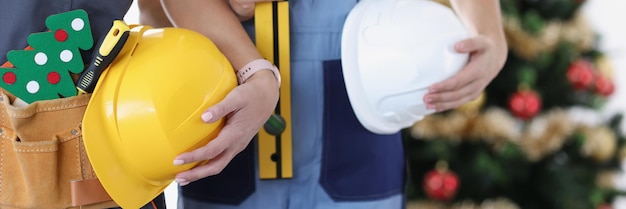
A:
[
  {"xmin": 26, "ymin": 80, "xmax": 40, "ymax": 94},
  {"xmin": 71, "ymin": 18, "xmax": 84, "ymax": 31},
  {"xmin": 34, "ymin": 52, "xmax": 47, "ymax": 65},
  {"xmin": 60, "ymin": 50, "xmax": 73, "ymax": 62}
]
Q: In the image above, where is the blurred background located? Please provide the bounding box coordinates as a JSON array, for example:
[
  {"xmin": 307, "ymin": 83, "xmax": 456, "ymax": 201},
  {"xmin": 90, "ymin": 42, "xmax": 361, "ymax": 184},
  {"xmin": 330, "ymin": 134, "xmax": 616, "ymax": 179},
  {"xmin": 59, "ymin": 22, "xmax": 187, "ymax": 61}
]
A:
[
  {"xmin": 124, "ymin": 0, "xmax": 626, "ymax": 208},
  {"xmin": 404, "ymin": 0, "xmax": 626, "ymax": 209}
]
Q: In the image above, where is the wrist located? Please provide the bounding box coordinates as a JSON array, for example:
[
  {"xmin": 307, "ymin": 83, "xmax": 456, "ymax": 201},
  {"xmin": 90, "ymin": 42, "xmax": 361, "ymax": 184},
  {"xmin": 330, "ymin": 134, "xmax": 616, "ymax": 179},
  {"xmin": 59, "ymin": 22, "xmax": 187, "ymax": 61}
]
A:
[{"xmin": 236, "ymin": 59, "xmax": 281, "ymax": 85}]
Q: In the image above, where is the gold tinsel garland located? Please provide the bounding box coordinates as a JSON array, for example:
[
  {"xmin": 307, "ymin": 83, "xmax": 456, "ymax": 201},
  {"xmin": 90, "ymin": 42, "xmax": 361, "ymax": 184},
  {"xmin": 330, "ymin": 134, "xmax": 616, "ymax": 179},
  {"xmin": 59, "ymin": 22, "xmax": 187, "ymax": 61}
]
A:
[
  {"xmin": 410, "ymin": 107, "xmax": 618, "ymax": 162},
  {"xmin": 503, "ymin": 12, "xmax": 595, "ymax": 60}
]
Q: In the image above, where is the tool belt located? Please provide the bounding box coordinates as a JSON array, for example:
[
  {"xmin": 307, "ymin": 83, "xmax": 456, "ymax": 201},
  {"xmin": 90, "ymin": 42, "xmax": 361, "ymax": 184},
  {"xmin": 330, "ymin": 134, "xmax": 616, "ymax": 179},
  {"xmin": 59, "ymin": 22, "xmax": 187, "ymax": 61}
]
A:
[{"xmin": 0, "ymin": 89, "xmax": 116, "ymax": 209}]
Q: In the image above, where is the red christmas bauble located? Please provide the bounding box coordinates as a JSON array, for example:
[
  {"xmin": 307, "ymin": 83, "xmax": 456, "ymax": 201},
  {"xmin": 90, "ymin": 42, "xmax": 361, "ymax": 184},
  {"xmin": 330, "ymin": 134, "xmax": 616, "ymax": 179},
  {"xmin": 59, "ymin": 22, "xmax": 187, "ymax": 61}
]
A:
[
  {"xmin": 595, "ymin": 75, "xmax": 615, "ymax": 96},
  {"xmin": 423, "ymin": 169, "xmax": 459, "ymax": 201},
  {"xmin": 567, "ymin": 60, "xmax": 595, "ymax": 90},
  {"xmin": 508, "ymin": 90, "xmax": 542, "ymax": 120}
]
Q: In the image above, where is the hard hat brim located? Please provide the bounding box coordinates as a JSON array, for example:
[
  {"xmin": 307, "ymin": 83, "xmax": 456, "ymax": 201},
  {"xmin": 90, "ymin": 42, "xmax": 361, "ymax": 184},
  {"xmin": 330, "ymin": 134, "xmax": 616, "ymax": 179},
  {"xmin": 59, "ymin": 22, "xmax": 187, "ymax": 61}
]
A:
[{"xmin": 83, "ymin": 69, "xmax": 169, "ymax": 208}]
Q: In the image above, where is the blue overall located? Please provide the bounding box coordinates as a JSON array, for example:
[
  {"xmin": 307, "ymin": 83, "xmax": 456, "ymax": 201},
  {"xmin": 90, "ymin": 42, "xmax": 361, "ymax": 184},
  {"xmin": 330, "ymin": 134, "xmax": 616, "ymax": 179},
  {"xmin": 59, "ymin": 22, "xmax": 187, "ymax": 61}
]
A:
[{"xmin": 180, "ymin": 0, "xmax": 406, "ymax": 208}]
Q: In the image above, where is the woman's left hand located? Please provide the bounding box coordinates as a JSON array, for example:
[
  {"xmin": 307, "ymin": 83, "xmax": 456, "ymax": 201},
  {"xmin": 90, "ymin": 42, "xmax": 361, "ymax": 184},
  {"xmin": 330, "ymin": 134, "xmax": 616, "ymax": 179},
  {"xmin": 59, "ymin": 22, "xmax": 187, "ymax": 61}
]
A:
[{"xmin": 173, "ymin": 70, "xmax": 279, "ymax": 185}]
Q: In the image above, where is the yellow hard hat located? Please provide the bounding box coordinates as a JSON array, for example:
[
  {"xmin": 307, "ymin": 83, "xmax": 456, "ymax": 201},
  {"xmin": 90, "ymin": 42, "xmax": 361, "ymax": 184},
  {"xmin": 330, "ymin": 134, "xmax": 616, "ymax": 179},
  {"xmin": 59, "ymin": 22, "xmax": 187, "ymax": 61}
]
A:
[{"xmin": 82, "ymin": 25, "xmax": 237, "ymax": 209}]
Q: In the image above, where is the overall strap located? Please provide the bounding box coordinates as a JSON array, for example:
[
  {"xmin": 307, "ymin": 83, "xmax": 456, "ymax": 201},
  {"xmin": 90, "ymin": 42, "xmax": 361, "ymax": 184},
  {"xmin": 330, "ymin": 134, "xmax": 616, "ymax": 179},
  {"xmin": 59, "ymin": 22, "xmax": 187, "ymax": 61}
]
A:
[{"xmin": 255, "ymin": 1, "xmax": 293, "ymax": 180}]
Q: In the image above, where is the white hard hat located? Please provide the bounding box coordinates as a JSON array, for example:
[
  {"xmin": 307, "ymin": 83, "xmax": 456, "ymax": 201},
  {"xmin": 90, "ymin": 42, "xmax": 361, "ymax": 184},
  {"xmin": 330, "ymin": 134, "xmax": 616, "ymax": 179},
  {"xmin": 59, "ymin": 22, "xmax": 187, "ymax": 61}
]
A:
[{"xmin": 341, "ymin": 0, "xmax": 471, "ymax": 134}]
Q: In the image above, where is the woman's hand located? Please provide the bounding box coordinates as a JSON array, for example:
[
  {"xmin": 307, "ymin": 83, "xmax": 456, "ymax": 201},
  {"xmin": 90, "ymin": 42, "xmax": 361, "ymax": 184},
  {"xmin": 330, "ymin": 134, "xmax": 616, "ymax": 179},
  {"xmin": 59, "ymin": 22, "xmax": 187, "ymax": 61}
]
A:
[
  {"xmin": 423, "ymin": 35, "xmax": 507, "ymax": 112},
  {"xmin": 424, "ymin": 0, "xmax": 507, "ymax": 112},
  {"xmin": 173, "ymin": 70, "xmax": 279, "ymax": 185}
]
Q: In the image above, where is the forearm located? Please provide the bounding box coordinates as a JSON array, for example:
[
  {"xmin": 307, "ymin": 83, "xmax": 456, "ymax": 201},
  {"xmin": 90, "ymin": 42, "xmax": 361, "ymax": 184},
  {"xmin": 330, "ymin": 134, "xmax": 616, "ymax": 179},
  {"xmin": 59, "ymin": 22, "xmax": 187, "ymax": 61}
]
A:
[
  {"xmin": 161, "ymin": 0, "xmax": 262, "ymax": 70},
  {"xmin": 449, "ymin": 0, "xmax": 506, "ymax": 48}
]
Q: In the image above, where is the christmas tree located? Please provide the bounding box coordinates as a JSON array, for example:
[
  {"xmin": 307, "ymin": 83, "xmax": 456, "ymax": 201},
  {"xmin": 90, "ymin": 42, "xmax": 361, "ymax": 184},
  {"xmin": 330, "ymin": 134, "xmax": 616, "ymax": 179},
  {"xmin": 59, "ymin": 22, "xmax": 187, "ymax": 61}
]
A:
[
  {"xmin": 405, "ymin": 1, "xmax": 625, "ymax": 209},
  {"xmin": 0, "ymin": 10, "xmax": 93, "ymax": 103}
]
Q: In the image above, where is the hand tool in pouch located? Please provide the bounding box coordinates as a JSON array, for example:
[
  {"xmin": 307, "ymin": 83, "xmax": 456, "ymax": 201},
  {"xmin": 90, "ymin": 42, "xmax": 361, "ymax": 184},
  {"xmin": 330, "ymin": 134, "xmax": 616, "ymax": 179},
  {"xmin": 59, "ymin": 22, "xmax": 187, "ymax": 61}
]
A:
[{"xmin": 76, "ymin": 20, "xmax": 130, "ymax": 95}]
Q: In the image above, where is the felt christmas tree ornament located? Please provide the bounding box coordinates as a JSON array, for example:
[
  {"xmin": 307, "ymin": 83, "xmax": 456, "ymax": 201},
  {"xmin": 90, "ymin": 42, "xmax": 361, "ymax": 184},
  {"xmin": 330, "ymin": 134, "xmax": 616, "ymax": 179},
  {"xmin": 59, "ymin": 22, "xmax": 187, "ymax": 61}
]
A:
[{"xmin": 0, "ymin": 9, "xmax": 93, "ymax": 103}]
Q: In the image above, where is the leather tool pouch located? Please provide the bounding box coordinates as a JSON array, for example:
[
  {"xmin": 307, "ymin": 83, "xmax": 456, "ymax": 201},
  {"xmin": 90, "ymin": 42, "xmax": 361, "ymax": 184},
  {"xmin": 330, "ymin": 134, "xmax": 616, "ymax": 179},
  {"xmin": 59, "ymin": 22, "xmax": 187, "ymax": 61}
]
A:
[{"xmin": 0, "ymin": 90, "xmax": 116, "ymax": 209}]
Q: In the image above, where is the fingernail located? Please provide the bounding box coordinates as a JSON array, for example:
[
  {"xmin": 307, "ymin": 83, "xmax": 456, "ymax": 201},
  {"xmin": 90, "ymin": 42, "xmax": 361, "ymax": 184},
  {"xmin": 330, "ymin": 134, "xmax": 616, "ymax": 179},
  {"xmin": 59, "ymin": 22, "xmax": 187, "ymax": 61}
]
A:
[
  {"xmin": 425, "ymin": 97, "xmax": 432, "ymax": 103},
  {"xmin": 201, "ymin": 112, "xmax": 213, "ymax": 122},
  {"xmin": 456, "ymin": 42, "xmax": 465, "ymax": 50},
  {"xmin": 429, "ymin": 87, "xmax": 438, "ymax": 93},
  {"xmin": 173, "ymin": 159, "xmax": 185, "ymax": 165},
  {"xmin": 427, "ymin": 104, "xmax": 436, "ymax": 110},
  {"xmin": 175, "ymin": 178, "xmax": 189, "ymax": 186}
]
